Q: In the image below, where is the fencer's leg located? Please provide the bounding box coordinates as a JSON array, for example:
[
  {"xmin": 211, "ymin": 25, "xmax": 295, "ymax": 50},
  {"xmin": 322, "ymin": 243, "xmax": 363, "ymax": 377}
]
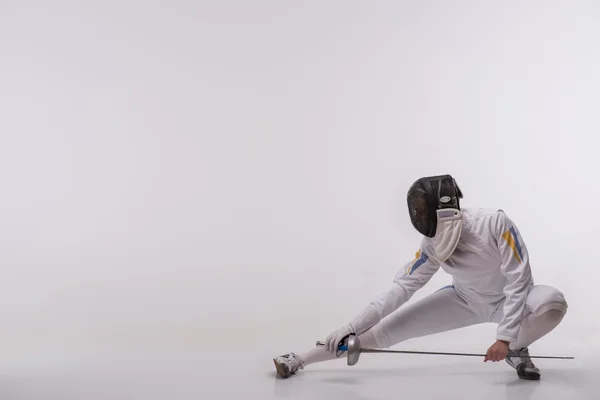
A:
[
  {"xmin": 370, "ymin": 285, "xmax": 484, "ymax": 349},
  {"xmin": 511, "ymin": 285, "xmax": 568, "ymax": 350},
  {"xmin": 504, "ymin": 310, "xmax": 566, "ymax": 381},
  {"xmin": 274, "ymin": 286, "xmax": 484, "ymax": 378},
  {"xmin": 292, "ymin": 286, "xmax": 483, "ymax": 370},
  {"xmin": 501, "ymin": 285, "xmax": 568, "ymax": 380}
]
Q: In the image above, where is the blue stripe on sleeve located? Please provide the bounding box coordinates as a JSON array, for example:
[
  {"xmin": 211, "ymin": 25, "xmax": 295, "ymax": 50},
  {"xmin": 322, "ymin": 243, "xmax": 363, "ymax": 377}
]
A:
[
  {"xmin": 409, "ymin": 253, "xmax": 429, "ymax": 275},
  {"xmin": 509, "ymin": 226, "xmax": 524, "ymax": 261}
]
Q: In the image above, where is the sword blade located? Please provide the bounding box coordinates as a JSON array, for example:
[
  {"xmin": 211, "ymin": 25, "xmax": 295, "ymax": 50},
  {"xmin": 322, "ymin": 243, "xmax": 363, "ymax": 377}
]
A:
[{"xmin": 315, "ymin": 341, "xmax": 574, "ymax": 360}]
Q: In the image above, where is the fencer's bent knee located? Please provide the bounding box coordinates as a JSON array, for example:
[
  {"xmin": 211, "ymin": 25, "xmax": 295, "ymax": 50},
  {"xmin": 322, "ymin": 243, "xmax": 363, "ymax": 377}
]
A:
[{"xmin": 527, "ymin": 285, "xmax": 568, "ymax": 317}]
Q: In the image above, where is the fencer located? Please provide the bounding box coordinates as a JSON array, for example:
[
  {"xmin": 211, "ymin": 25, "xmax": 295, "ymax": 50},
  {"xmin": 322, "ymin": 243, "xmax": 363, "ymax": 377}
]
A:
[{"xmin": 273, "ymin": 174, "xmax": 568, "ymax": 381}]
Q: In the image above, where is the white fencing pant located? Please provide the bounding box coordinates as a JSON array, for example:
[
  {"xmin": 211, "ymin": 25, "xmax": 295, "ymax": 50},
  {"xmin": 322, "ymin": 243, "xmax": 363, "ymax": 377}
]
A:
[
  {"xmin": 299, "ymin": 284, "xmax": 567, "ymax": 366},
  {"xmin": 372, "ymin": 284, "xmax": 568, "ymax": 350}
]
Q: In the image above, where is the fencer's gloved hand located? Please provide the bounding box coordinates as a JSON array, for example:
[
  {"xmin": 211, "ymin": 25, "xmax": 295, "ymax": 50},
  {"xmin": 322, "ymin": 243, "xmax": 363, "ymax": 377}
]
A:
[{"xmin": 324, "ymin": 324, "xmax": 355, "ymax": 357}]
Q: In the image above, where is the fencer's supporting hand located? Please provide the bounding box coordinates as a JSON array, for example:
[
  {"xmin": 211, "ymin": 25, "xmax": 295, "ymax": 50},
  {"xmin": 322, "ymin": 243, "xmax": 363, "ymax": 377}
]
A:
[
  {"xmin": 484, "ymin": 340, "xmax": 509, "ymax": 362},
  {"xmin": 324, "ymin": 324, "xmax": 355, "ymax": 356}
]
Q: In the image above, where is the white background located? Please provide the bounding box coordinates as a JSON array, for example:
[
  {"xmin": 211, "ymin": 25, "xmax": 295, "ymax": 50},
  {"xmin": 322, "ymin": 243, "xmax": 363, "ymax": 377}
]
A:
[{"xmin": 1, "ymin": 0, "xmax": 599, "ymax": 376}]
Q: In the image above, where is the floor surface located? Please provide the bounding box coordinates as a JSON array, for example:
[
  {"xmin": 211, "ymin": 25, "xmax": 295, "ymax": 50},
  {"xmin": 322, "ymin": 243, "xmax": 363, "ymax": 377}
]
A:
[{"xmin": 0, "ymin": 347, "xmax": 597, "ymax": 399}]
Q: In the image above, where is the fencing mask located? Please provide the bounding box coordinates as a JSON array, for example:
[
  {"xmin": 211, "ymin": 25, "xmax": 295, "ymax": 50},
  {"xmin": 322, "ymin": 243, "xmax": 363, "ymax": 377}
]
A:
[{"xmin": 407, "ymin": 174, "xmax": 463, "ymax": 262}]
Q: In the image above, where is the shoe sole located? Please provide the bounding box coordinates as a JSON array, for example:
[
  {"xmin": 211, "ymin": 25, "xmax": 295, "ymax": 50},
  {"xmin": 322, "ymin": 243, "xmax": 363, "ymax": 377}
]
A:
[
  {"xmin": 517, "ymin": 364, "xmax": 541, "ymax": 381},
  {"xmin": 518, "ymin": 373, "xmax": 541, "ymax": 381},
  {"xmin": 273, "ymin": 359, "xmax": 290, "ymax": 378}
]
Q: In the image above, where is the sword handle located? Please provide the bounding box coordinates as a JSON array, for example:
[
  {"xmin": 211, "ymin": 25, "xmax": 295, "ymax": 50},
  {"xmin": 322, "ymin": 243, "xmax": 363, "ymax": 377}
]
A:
[{"xmin": 315, "ymin": 341, "xmax": 348, "ymax": 351}]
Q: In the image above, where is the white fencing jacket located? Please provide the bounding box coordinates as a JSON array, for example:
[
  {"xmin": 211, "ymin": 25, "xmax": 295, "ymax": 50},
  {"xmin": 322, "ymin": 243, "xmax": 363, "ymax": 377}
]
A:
[{"xmin": 350, "ymin": 208, "xmax": 533, "ymax": 343}]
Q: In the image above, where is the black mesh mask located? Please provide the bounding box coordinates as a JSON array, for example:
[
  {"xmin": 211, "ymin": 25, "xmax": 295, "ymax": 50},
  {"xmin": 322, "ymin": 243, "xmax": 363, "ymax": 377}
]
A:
[{"xmin": 407, "ymin": 174, "xmax": 463, "ymax": 238}]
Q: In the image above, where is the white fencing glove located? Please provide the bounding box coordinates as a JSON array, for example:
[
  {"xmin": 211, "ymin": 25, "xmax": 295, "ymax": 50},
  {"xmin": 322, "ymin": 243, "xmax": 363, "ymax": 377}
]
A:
[{"xmin": 324, "ymin": 324, "xmax": 355, "ymax": 356}]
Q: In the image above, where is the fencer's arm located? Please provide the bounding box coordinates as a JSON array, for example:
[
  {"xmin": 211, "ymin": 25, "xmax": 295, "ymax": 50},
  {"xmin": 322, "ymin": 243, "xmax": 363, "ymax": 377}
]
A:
[
  {"xmin": 349, "ymin": 249, "xmax": 441, "ymax": 336},
  {"xmin": 494, "ymin": 211, "xmax": 533, "ymax": 343}
]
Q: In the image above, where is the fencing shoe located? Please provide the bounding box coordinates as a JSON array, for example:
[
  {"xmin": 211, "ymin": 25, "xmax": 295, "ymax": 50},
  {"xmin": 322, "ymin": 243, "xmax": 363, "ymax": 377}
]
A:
[
  {"xmin": 506, "ymin": 347, "xmax": 541, "ymax": 380},
  {"xmin": 273, "ymin": 353, "xmax": 304, "ymax": 378}
]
